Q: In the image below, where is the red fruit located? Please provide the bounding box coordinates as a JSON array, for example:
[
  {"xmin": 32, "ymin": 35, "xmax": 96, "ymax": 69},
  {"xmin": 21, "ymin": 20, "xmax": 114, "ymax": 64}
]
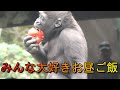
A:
[{"xmin": 28, "ymin": 28, "xmax": 44, "ymax": 44}]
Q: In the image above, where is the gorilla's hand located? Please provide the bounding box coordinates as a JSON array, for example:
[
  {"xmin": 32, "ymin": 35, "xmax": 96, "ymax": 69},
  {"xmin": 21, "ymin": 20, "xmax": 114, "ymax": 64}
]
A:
[
  {"xmin": 23, "ymin": 35, "xmax": 48, "ymax": 63},
  {"xmin": 23, "ymin": 35, "xmax": 40, "ymax": 55}
]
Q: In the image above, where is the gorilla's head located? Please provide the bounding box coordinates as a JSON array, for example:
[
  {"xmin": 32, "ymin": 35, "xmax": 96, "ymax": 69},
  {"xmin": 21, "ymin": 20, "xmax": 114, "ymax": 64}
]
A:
[
  {"xmin": 99, "ymin": 41, "xmax": 112, "ymax": 60},
  {"xmin": 34, "ymin": 11, "xmax": 73, "ymax": 41}
]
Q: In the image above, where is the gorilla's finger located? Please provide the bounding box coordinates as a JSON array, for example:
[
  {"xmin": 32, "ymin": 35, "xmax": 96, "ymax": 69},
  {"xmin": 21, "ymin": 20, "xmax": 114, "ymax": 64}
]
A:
[
  {"xmin": 29, "ymin": 44, "xmax": 39, "ymax": 50},
  {"xmin": 26, "ymin": 39, "xmax": 37, "ymax": 47},
  {"xmin": 26, "ymin": 44, "xmax": 39, "ymax": 53},
  {"xmin": 30, "ymin": 44, "xmax": 39, "ymax": 47},
  {"xmin": 28, "ymin": 47, "xmax": 39, "ymax": 54},
  {"xmin": 23, "ymin": 36, "xmax": 32, "ymax": 44}
]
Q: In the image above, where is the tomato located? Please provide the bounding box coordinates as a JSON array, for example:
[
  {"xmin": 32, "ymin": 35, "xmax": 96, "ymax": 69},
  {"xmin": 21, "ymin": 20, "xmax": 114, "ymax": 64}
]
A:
[{"xmin": 28, "ymin": 28, "xmax": 44, "ymax": 44}]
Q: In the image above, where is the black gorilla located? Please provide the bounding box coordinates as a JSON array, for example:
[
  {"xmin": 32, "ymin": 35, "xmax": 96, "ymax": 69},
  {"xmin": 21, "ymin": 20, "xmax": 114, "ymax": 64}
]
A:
[
  {"xmin": 24, "ymin": 11, "xmax": 88, "ymax": 79},
  {"xmin": 88, "ymin": 41, "xmax": 119, "ymax": 79}
]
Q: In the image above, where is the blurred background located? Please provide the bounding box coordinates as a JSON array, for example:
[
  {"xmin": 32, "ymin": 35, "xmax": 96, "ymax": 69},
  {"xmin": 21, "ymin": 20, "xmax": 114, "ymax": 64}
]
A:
[{"xmin": 0, "ymin": 11, "xmax": 120, "ymax": 79}]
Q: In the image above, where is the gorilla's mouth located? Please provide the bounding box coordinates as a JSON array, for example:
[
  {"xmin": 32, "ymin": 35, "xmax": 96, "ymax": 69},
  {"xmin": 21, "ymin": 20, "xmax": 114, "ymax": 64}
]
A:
[{"xmin": 34, "ymin": 27, "xmax": 42, "ymax": 31}]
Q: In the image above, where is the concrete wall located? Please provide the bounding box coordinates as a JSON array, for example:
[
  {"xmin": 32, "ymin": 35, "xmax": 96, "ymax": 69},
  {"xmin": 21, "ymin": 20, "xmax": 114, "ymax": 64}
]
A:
[
  {"xmin": 78, "ymin": 18, "xmax": 119, "ymax": 63},
  {"xmin": 0, "ymin": 11, "xmax": 119, "ymax": 63}
]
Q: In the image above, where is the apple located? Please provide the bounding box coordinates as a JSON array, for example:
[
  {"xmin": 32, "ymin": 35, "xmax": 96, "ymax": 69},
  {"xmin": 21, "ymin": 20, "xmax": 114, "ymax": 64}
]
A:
[{"xmin": 28, "ymin": 28, "xmax": 44, "ymax": 44}]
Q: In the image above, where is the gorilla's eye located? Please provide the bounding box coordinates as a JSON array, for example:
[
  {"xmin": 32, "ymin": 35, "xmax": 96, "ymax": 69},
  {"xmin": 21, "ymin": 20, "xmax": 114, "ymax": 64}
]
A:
[{"xmin": 39, "ymin": 14, "xmax": 45, "ymax": 21}]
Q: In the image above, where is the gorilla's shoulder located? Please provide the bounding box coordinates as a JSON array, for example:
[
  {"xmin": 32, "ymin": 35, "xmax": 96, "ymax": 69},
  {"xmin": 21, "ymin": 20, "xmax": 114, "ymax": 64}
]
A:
[
  {"xmin": 60, "ymin": 28, "xmax": 82, "ymax": 37},
  {"xmin": 59, "ymin": 28, "xmax": 85, "ymax": 43}
]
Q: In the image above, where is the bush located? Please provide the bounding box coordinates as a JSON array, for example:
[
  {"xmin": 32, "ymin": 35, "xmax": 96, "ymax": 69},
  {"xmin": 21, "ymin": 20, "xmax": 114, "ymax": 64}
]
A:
[
  {"xmin": 0, "ymin": 43, "xmax": 46, "ymax": 79},
  {"xmin": 0, "ymin": 25, "xmax": 32, "ymax": 47}
]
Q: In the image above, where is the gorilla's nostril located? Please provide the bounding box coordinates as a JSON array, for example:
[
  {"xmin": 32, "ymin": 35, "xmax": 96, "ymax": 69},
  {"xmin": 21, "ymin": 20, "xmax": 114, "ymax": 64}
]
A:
[{"xmin": 36, "ymin": 22, "xmax": 41, "ymax": 25}]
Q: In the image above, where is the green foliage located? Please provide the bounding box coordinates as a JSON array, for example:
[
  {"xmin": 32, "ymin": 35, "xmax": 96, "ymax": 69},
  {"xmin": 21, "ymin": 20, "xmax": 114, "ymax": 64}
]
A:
[
  {"xmin": 0, "ymin": 42, "xmax": 46, "ymax": 79},
  {"xmin": 0, "ymin": 25, "xmax": 46, "ymax": 79},
  {"xmin": 0, "ymin": 25, "xmax": 32, "ymax": 47}
]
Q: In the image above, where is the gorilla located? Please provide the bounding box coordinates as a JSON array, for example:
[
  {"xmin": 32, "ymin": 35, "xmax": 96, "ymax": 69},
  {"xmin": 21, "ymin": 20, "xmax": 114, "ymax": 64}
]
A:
[
  {"xmin": 88, "ymin": 41, "xmax": 119, "ymax": 79},
  {"xmin": 23, "ymin": 11, "xmax": 88, "ymax": 79}
]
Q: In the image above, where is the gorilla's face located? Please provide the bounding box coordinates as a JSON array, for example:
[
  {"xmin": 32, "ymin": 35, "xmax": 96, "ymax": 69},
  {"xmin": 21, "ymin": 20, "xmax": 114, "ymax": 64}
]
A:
[
  {"xmin": 34, "ymin": 11, "xmax": 59, "ymax": 40},
  {"xmin": 34, "ymin": 11, "xmax": 71, "ymax": 41},
  {"xmin": 99, "ymin": 43, "xmax": 112, "ymax": 59},
  {"xmin": 34, "ymin": 11, "xmax": 48, "ymax": 31}
]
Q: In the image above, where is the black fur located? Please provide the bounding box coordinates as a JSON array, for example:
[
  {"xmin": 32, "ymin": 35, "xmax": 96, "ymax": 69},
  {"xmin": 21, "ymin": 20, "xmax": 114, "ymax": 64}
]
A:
[{"xmin": 24, "ymin": 11, "xmax": 88, "ymax": 79}]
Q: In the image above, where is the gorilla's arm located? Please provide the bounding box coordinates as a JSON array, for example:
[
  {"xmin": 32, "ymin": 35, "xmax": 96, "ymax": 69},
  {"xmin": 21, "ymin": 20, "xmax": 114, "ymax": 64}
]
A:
[
  {"xmin": 60, "ymin": 29, "xmax": 88, "ymax": 79},
  {"xmin": 32, "ymin": 43, "xmax": 48, "ymax": 64}
]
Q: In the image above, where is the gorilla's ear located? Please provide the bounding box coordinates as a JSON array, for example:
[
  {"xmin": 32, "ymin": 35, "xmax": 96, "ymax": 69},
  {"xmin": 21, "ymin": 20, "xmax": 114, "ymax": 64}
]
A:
[{"xmin": 54, "ymin": 18, "xmax": 62, "ymax": 28}]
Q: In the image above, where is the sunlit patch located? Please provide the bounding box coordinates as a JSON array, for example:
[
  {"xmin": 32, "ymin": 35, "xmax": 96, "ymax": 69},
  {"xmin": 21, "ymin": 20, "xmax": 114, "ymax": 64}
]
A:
[{"xmin": 39, "ymin": 11, "xmax": 47, "ymax": 17}]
